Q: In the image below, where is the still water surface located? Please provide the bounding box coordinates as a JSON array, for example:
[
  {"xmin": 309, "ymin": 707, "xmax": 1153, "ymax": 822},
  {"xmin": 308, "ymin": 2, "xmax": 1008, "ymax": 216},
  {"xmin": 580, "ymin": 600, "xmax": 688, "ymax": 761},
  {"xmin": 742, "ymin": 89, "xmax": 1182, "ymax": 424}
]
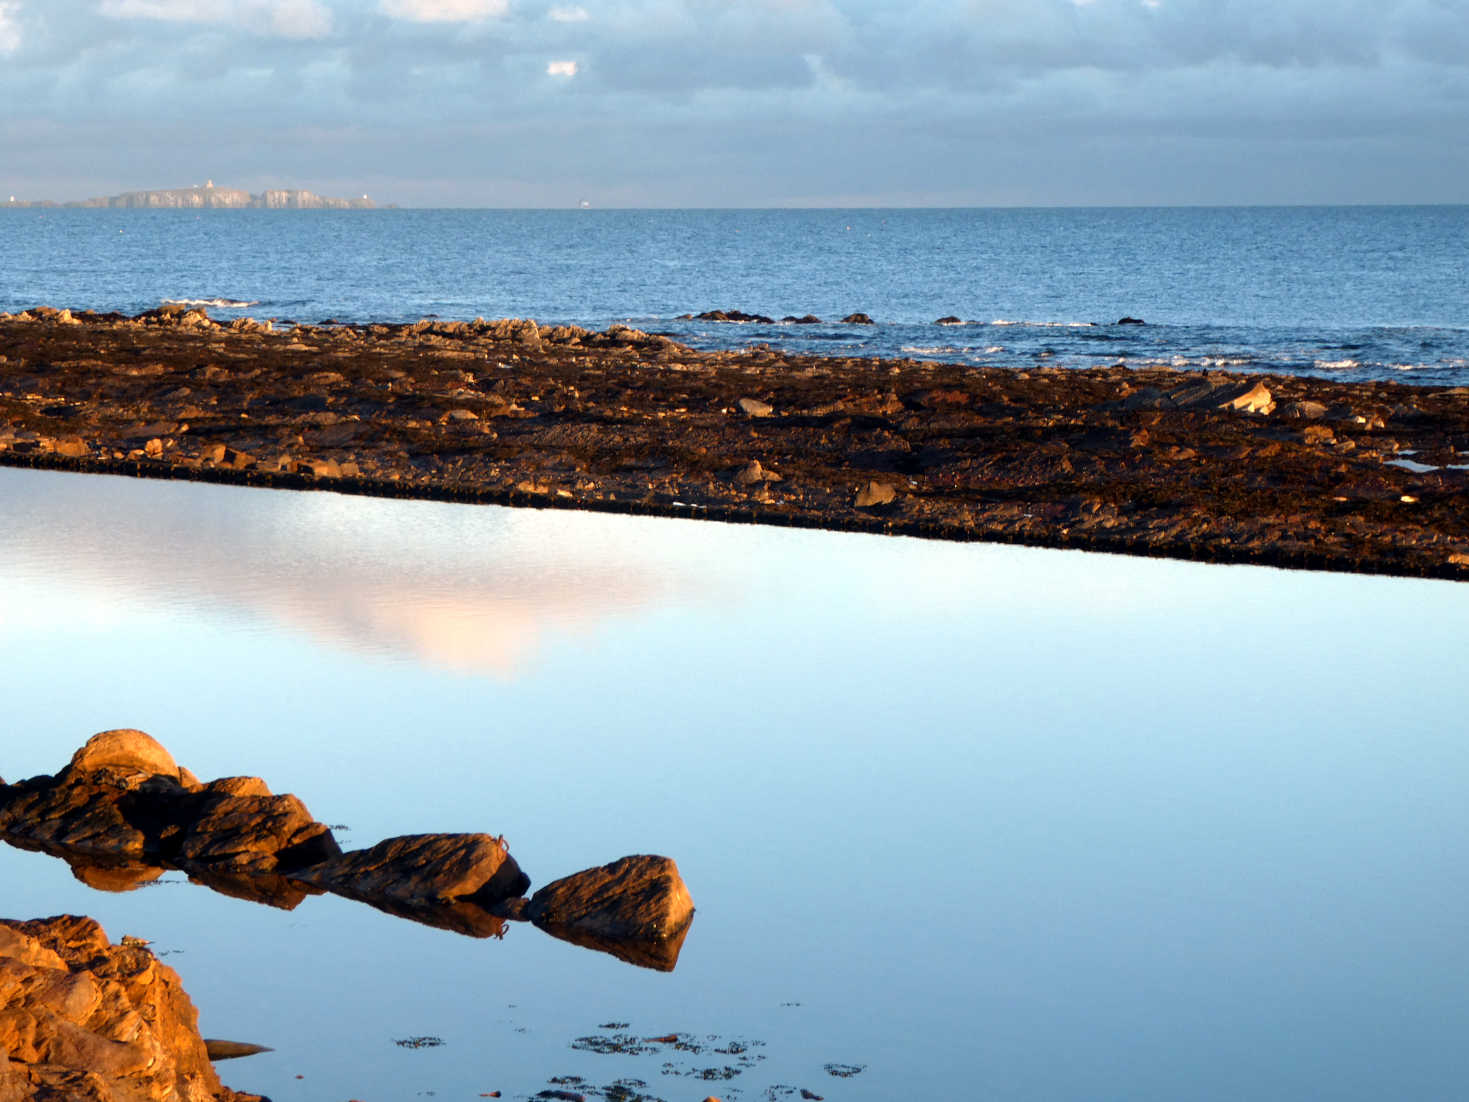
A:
[{"xmin": 3, "ymin": 467, "xmax": 1469, "ymax": 1100}]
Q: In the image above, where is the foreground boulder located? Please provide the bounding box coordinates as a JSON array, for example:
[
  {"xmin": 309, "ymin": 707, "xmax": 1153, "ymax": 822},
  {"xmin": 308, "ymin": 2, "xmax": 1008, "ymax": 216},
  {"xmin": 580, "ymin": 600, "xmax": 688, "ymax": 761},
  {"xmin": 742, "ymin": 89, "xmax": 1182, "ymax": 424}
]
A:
[
  {"xmin": 0, "ymin": 731, "xmax": 340, "ymax": 876},
  {"xmin": 66, "ymin": 728, "xmax": 181, "ymax": 781},
  {"xmin": 294, "ymin": 833, "xmax": 530, "ymax": 907},
  {"xmin": 0, "ymin": 914, "xmax": 264, "ymax": 1102},
  {"xmin": 526, "ymin": 855, "xmax": 694, "ymax": 941}
]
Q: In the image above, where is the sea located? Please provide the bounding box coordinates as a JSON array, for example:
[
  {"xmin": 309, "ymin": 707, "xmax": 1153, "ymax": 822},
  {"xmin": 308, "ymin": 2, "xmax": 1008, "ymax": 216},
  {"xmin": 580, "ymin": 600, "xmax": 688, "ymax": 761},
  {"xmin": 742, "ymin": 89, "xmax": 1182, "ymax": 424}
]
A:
[{"xmin": 2, "ymin": 204, "xmax": 1468, "ymax": 385}]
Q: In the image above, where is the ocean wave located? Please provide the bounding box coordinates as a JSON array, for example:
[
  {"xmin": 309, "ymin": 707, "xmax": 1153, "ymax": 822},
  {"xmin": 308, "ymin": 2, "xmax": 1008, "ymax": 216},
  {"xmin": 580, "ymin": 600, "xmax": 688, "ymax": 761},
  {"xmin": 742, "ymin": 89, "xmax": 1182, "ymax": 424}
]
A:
[
  {"xmin": 1314, "ymin": 358, "xmax": 1362, "ymax": 369},
  {"xmin": 988, "ymin": 319, "xmax": 1097, "ymax": 328},
  {"xmin": 163, "ymin": 297, "xmax": 259, "ymax": 309},
  {"xmin": 901, "ymin": 345, "xmax": 965, "ymax": 355}
]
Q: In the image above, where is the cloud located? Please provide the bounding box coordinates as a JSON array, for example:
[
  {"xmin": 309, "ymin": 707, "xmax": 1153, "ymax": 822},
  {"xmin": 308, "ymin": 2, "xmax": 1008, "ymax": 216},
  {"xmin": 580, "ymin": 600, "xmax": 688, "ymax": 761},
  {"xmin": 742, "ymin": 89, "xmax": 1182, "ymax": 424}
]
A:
[
  {"xmin": 98, "ymin": 0, "xmax": 332, "ymax": 38},
  {"xmin": 379, "ymin": 0, "xmax": 509, "ymax": 21},
  {"xmin": 0, "ymin": 2, "xmax": 19, "ymax": 54},
  {"xmin": 5, "ymin": 0, "xmax": 1469, "ymax": 206}
]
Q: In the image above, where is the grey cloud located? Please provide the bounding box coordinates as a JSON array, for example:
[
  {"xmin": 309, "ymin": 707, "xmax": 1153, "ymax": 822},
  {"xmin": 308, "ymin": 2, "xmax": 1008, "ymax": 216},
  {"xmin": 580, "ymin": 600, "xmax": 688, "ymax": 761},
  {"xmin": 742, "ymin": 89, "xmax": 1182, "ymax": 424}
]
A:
[{"xmin": 0, "ymin": 0, "xmax": 1464, "ymax": 205}]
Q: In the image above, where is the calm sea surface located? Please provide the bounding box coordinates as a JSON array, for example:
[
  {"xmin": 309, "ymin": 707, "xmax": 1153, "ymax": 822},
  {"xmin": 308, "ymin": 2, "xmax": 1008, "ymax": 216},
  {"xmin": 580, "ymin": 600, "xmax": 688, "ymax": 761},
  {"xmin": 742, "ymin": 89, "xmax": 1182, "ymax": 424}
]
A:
[
  {"xmin": 2, "ymin": 206, "xmax": 1468, "ymax": 384},
  {"xmin": 3, "ymin": 467, "xmax": 1469, "ymax": 1101}
]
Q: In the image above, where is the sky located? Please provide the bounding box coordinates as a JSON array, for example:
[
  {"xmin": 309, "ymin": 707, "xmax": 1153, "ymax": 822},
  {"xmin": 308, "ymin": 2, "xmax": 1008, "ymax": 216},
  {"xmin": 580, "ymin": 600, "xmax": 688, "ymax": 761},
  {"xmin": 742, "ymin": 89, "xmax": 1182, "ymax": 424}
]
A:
[{"xmin": 1, "ymin": 0, "xmax": 1467, "ymax": 207}]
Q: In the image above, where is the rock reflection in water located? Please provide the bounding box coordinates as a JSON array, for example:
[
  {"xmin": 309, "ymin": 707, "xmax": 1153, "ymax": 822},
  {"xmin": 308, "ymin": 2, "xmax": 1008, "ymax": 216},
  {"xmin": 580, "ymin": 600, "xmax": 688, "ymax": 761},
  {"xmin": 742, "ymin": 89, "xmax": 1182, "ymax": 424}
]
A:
[{"xmin": 38, "ymin": 845, "xmax": 691, "ymax": 967}]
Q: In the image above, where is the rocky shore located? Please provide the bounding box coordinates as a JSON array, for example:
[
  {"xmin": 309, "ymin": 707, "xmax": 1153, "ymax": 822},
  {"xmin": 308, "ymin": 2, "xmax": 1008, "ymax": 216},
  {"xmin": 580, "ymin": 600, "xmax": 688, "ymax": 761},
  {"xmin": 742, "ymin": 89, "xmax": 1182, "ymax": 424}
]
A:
[
  {"xmin": 2, "ymin": 306, "xmax": 1467, "ymax": 579},
  {"xmin": 0, "ymin": 915, "xmax": 267, "ymax": 1102},
  {"xmin": 1, "ymin": 731, "xmax": 695, "ymax": 971}
]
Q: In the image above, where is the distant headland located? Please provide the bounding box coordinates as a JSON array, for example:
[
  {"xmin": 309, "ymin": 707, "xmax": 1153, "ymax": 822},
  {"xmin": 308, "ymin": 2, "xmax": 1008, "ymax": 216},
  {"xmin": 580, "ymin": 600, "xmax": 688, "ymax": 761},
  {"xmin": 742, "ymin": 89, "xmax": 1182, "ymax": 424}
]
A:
[{"xmin": 4, "ymin": 180, "xmax": 384, "ymax": 210}]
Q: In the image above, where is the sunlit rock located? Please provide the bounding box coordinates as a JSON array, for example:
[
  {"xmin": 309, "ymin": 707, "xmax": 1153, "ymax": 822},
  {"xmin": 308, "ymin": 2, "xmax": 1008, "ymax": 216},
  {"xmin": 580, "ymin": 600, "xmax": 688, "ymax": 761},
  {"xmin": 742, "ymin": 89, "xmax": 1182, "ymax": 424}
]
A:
[
  {"xmin": 66, "ymin": 729, "xmax": 180, "ymax": 783},
  {"xmin": 526, "ymin": 854, "xmax": 694, "ymax": 942},
  {"xmin": 295, "ymin": 832, "xmax": 529, "ymax": 907},
  {"xmin": 0, "ymin": 914, "xmax": 265, "ymax": 1102},
  {"xmin": 176, "ymin": 792, "xmax": 341, "ymax": 873}
]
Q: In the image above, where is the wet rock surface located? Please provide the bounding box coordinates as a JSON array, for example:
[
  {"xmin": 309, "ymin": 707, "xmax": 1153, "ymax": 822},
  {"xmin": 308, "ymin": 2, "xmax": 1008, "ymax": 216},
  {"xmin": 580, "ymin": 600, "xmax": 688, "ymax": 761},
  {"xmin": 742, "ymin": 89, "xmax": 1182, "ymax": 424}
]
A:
[
  {"xmin": 0, "ymin": 914, "xmax": 265, "ymax": 1102},
  {"xmin": 5, "ymin": 306, "xmax": 1465, "ymax": 579}
]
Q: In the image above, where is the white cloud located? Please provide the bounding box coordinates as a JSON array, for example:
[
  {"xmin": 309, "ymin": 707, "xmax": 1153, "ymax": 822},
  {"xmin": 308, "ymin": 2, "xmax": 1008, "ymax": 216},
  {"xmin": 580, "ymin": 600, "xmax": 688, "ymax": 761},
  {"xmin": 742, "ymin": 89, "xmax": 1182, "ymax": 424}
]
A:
[
  {"xmin": 546, "ymin": 58, "xmax": 577, "ymax": 76},
  {"xmin": 548, "ymin": 4, "xmax": 587, "ymax": 21},
  {"xmin": 98, "ymin": 0, "xmax": 332, "ymax": 38},
  {"xmin": 379, "ymin": 0, "xmax": 509, "ymax": 21},
  {"xmin": 0, "ymin": 2, "xmax": 19, "ymax": 55}
]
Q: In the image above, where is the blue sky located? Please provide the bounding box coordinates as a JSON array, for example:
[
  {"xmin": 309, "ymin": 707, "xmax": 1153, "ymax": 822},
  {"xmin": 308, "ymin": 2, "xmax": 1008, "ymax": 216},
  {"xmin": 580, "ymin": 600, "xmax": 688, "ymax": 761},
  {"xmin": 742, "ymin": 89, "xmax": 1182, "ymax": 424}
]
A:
[{"xmin": 2, "ymin": 0, "xmax": 1467, "ymax": 206}]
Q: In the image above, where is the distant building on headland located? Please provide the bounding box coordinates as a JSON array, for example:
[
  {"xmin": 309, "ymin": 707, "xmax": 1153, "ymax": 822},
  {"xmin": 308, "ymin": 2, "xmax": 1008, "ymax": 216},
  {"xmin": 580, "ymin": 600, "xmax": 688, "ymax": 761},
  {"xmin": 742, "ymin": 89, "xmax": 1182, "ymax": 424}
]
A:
[{"xmin": 4, "ymin": 182, "xmax": 377, "ymax": 210}]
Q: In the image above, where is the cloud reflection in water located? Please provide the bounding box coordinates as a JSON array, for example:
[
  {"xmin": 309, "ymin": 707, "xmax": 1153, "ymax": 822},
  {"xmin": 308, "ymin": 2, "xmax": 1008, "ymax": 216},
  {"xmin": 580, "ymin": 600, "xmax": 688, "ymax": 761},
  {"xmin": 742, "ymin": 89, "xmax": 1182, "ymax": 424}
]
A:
[{"xmin": 0, "ymin": 471, "xmax": 712, "ymax": 678}]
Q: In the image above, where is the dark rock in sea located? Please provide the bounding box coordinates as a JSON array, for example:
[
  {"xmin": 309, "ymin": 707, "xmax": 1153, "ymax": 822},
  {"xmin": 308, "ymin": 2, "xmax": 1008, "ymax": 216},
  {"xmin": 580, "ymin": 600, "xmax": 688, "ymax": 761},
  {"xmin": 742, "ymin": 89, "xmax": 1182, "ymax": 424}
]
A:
[
  {"xmin": 293, "ymin": 832, "xmax": 530, "ymax": 907},
  {"xmin": 694, "ymin": 310, "xmax": 774, "ymax": 324},
  {"xmin": 526, "ymin": 854, "xmax": 694, "ymax": 944},
  {"xmin": 1116, "ymin": 316, "xmax": 1146, "ymax": 325},
  {"xmin": 934, "ymin": 316, "xmax": 963, "ymax": 325},
  {"xmin": 0, "ymin": 914, "xmax": 266, "ymax": 1101},
  {"xmin": 841, "ymin": 313, "xmax": 876, "ymax": 325},
  {"xmin": 782, "ymin": 315, "xmax": 823, "ymax": 324}
]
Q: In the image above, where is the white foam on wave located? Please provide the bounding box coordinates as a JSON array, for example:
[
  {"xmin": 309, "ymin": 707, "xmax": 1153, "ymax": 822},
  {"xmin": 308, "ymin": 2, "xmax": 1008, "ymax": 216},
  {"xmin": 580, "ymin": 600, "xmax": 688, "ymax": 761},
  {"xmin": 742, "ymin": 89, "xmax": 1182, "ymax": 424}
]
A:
[
  {"xmin": 901, "ymin": 345, "xmax": 965, "ymax": 356},
  {"xmin": 989, "ymin": 319, "xmax": 1096, "ymax": 328},
  {"xmin": 163, "ymin": 298, "xmax": 259, "ymax": 309},
  {"xmin": 1315, "ymin": 358, "xmax": 1361, "ymax": 370}
]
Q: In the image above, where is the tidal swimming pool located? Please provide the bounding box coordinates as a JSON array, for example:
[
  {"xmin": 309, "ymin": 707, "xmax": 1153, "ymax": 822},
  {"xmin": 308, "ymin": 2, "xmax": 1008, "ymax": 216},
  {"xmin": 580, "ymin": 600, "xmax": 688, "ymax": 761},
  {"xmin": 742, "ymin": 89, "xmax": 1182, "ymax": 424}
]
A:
[{"xmin": 3, "ymin": 466, "xmax": 1468, "ymax": 1101}]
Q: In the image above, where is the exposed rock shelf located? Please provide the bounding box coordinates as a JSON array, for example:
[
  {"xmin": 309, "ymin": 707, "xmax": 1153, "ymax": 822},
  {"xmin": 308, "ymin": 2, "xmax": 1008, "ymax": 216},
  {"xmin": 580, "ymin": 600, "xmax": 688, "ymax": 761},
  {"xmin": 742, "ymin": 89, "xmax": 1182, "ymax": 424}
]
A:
[{"xmin": 2, "ymin": 306, "xmax": 1467, "ymax": 579}]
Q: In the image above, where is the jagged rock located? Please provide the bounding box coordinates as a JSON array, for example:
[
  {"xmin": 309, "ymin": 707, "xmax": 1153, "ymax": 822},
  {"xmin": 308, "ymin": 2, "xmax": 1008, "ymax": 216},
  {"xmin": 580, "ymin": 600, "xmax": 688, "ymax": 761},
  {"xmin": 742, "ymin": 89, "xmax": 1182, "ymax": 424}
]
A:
[
  {"xmin": 841, "ymin": 313, "xmax": 875, "ymax": 325},
  {"xmin": 0, "ymin": 915, "xmax": 264, "ymax": 1102},
  {"xmin": 855, "ymin": 480, "xmax": 897, "ymax": 508},
  {"xmin": 0, "ymin": 782, "xmax": 150, "ymax": 858},
  {"xmin": 733, "ymin": 460, "xmax": 781, "ymax": 486},
  {"xmin": 1117, "ymin": 316, "xmax": 1146, "ymax": 325},
  {"xmin": 934, "ymin": 316, "xmax": 963, "ymax": 325},
  {"xmin": 203, "ymin": 777, "xmax": 270, "ymax": 799},
  {"xmin": 525, "ymin": 854, "xmax": 694, "ymax": 942},
  {"xmin": 176, "ymin": 792, "xmax": 340, "ymax": 873},
  {"xmin": 1105, "ymin": 379, "xmax": 1274, "ymax": 415},
  {"xmin": 1278, "ymin": 399, "xmax": 1329, "ymax": 420},
  {"xmin": 737, "ymin": 397, "xmax": 773, "ymax": 418},
  {"xmin": 295, "ymin": 833, "xmax": 528, "ymax": 907}
]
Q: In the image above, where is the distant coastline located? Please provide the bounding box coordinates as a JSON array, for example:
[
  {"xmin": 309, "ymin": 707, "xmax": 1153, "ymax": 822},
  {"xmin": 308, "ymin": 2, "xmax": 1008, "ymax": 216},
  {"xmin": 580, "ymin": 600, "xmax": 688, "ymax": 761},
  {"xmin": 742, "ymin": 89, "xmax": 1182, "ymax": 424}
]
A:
[{"xmin": 4, "ymin": 182, "xmax": 384, "ymax": 210}]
